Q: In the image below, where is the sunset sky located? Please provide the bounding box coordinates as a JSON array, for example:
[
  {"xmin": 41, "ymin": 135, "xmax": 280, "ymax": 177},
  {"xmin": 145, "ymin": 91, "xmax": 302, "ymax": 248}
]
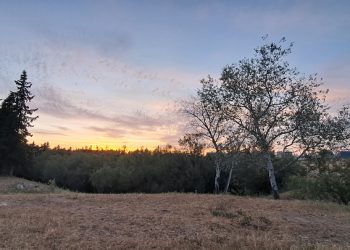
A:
[{"xmin": 0, "ymin": 0, "xmax": 349, "ymax": 150}]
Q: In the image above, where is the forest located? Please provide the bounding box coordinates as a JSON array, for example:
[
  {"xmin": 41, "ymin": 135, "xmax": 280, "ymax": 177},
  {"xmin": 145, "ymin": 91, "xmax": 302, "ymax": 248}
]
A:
[
  {"xmin": 6, "ymin": 143, "xmax": 300, "ymax": 195},
  {"xmin": 1, "ymin": 38, "xmax": 350, "ymax": 205}
]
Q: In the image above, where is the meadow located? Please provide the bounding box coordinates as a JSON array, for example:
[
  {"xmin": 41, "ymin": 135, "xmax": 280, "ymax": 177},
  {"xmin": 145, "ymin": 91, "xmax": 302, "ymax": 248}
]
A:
[{"xmin": 1, "ymin": 177, "xmax": 350, "ymax": 250}]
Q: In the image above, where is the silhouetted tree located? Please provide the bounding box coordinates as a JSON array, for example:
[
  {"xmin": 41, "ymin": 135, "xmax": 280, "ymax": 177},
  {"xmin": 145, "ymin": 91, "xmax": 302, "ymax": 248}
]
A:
[
  {"xmin": 179, "ymin": 96, "xmax": 251, "ymax": 194},
  {"xmin": 179, "ymin": 96, "xmax": 227, "ymax": 193},
  {"xmin": 199, "ymin": 37, "xmax": 350, "ymax": 199},
  {"xmin": 0, "ymin": 71, "xmax": 38, "ymax": 175}
]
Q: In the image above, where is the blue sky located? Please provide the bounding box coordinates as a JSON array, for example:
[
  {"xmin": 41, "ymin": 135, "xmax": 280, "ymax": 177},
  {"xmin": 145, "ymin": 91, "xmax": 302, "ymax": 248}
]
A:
[{"xmin": 0, "ymin": 0, "xmax": 349, "ymax": 149}]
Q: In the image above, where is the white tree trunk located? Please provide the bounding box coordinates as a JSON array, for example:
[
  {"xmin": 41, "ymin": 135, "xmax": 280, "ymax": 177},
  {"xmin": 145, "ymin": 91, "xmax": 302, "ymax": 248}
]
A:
[
  {"xmin": 9, "ymin": 166, "xmax": 14, "ymax": 176},
  {"xmin": 224, "ymin": 168, "xmax": 233, "ymax": 194},
  {"xmin": 214, "ymin": 165, "xmax": 220, "ymax": 194},
  {"xmin": 264, "ymin": 151, "xmax": 280, "ymax": 199}
]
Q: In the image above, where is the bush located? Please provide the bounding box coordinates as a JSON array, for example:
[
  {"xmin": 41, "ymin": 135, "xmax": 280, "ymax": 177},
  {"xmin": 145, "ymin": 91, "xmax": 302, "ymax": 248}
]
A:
[
  {"xmin": 27, "ymin": 147, "xmax": 215, "ymax": 194},
  {"xmin": 228, "ymin": 152, "xmax": 303, "ymax": 196},
  {"xmin": 91, "ymin": 166, "xmax": 121, "ymax": 193},
  {"xmin": 286, "ymin": 155, "xmax": 350, "ymax": 205},
  {"xmin": 25, "ymin": 146, "xmax": 306, "ymax": 196}
]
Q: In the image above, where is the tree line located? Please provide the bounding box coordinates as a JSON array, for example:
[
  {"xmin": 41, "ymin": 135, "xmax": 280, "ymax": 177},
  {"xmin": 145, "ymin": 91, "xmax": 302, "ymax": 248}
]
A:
[{"xmin": 14, "ymin": 144, "xmax": 301, "ymax": 195}]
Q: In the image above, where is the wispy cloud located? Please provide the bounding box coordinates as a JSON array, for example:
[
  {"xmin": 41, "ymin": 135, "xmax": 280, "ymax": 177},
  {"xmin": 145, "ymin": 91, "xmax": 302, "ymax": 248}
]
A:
[
  {"xmin": 229, "ymin": 1, "xmax": 350, "ymax": 35},
  {"xmin": 32, "ymin": 130, "xmax": 68, "ymax": 136},
  {"xmin": 2, "ymin": 0, "xmax": 349, "ymax": 149},
  {"xmin": 34, "ymin": 84, "xmax": 180, "ymax": 137},
  {"xmin": 52, "ymin": 126, "xmax": 70, "ymax": 131},
  {"xmin": 160, "ymin": 133, "xmax": 183, "ymax": 147},
  {"xmin": 86, "ymin": 126, "xmax": 126, "ymax": 139}
]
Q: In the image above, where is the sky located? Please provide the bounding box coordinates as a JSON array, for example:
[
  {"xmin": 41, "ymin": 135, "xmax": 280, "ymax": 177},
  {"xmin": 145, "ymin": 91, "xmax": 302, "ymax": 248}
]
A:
[{"xmin": 0, "ymin": 0, "xmax": 349, "ymax": 150}]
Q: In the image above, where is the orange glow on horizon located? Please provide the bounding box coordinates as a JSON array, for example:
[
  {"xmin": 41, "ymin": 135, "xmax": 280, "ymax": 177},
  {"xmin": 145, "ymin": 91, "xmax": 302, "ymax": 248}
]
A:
[
  {"xmin": 29, "ymin": 137, "xmax": 167, "ymax": 152},
  {"xmin": 29, "ymin": 132, "xmax": 178, "ymax": 152}
]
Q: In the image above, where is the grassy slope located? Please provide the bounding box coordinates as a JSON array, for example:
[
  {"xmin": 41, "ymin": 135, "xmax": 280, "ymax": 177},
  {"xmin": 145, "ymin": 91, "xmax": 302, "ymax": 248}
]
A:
[
  {"xmin": 0, "ymin": 177, "xmax": 350, "ymax": 250},
  {"xmin": 0, "ymin": 176, "xmax": 70, "ymax": 195}
]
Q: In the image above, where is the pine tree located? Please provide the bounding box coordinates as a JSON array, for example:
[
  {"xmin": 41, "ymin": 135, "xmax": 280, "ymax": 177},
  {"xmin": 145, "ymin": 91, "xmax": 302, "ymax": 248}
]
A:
[{"xmin": 0, "ymin": 71, "xmax": 38, "ymax": 176}]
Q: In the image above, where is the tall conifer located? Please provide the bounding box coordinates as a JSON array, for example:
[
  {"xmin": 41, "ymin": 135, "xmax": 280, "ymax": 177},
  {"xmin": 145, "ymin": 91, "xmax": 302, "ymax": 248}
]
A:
[{"xmin": 0, "ymin": 71, "xmax": 38, "ymax": 175}]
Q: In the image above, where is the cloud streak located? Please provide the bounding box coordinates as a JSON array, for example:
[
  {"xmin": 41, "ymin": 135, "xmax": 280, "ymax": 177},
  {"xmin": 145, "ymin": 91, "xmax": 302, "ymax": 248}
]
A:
[
  {"xmin": 32, "ymin": 130, "xmax": 68, "ymax": 136},
  {"xmin": 86, "ymin": 126, "xmax": 126, "ymax": 139},
  {"xmin": 1, "ymin": 1, "xmax": 350, "ymax": 149},
  {"xmin": 34, "ymin": 85, "xmax": 180, "ymax": 138}
]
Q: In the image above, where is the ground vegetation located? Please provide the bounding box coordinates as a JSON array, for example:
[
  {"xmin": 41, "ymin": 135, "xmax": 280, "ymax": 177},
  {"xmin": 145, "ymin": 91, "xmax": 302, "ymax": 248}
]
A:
[{"xmin": 1, "ymin": 178, "xmax": 350, "ymax": 250}]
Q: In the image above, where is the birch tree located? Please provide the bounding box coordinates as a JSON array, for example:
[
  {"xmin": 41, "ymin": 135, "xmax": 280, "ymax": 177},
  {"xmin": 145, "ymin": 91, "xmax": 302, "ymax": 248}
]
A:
[
  {"xmin": 179, "ymin": 96, "xmax": 250, "ymax": 193},
  {"xmin": 199, "ymin": 37, "xmax": 350, "ymax": 199},
  {"xmin": 179, "ymin": 96, "xmax": 226, "ymax": 193},
  {"xmin": 222, "ymin": 129, "xmax": 251, "ymax": 194}
]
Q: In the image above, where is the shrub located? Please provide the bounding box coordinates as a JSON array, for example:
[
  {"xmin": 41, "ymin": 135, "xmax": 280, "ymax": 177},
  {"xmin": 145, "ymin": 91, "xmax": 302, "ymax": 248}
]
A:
[
  {"xmin": 28, "ymin": 147, "xmax": 215, "ymax": 194},
  {"xmin": 286, "ymin": 156, "xmax": 350, "ymax": 205}
]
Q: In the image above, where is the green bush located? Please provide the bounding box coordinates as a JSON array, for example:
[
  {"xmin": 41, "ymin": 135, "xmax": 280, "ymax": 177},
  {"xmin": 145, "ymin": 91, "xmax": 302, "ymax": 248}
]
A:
[
  {"xmin": 91, "ymin": 166, "xmax": 121, "ymax": 193},
  {"xmin": 228, "ymin": 152, "xmax": 303, "ymax": 196},
  {"xmin": 24, "ymin": 146, "xmax": 306, "ymax": 195},
  {"xmin": 27, "ymin": 147, "xmax": 215, "ymax": 194},
  {"xmin": 286, "ymin": 155, "xmax": 350, "ymax": 205}
]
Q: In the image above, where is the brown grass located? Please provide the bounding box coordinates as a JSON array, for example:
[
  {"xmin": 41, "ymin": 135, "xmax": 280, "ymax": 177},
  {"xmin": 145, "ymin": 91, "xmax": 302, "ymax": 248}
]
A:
[
  {"xmin": 1, "ymin": 177, "xmax": 350, "ymax": 249},
  {"xmin": 0, "ymin": 176, "xmax": 69, "ymax": 195}
]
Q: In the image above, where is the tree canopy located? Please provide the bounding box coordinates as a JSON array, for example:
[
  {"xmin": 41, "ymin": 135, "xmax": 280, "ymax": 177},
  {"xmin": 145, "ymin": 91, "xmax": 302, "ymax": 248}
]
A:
[{"xmin": 197, "ymin": 37, "xmax": 350, "ymax": 199}]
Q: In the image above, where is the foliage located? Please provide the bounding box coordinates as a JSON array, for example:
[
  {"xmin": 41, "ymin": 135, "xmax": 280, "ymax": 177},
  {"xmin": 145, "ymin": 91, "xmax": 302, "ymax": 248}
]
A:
[
  {"xmin": 197, "ymin": 36, "xmax": 350, "ymax": 199},
  {"xmin": 19, "ymin": 145, "xmax": 299, "ymax": 195},
  {"xmin": 0, "ymin": 71, "xmax": 38, "ymax": 176},
  {"xmin": 287, "ymin": 152, "xmax": 350, "ymax": 205},
  {"xmin": 179, "ymin": 96, "xmax": 251, "ymax": 194},
  {"xmin": 179, "ymin": 96, "xmax": 228, "ymax": 152},
  {"xmin": 227, "ymin": 149, "xmax": 303, "ymax": 196},
  {"xmin": 25, "ymin": 146, "xmax": 216, "ymax": 193},
  {"xmin": 178, "ymin": 133, "xmax": 205, "ymax": 156}
]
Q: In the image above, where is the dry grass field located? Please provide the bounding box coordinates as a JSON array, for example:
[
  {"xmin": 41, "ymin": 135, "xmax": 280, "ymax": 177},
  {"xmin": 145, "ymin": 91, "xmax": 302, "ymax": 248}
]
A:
[{"xmin": 1, "ymin": 177, "xmax": 350, "ymax": 249}]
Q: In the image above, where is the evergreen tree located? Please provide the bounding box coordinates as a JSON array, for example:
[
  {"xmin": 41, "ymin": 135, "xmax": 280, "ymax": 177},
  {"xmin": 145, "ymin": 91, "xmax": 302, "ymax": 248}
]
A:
[{"xmin": 0, "ymin": 71, "xmax": 38, "ymax": 176}]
